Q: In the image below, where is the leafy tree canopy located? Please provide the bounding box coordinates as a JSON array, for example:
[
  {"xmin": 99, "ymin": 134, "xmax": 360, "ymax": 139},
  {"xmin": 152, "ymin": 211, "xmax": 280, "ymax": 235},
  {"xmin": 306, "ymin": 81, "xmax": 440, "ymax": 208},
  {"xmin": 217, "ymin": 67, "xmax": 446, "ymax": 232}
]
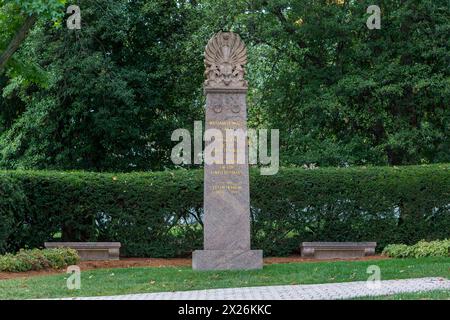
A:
[{"xmin": 0, "ymin": 0, "xmax": 448, "ymax": 171}]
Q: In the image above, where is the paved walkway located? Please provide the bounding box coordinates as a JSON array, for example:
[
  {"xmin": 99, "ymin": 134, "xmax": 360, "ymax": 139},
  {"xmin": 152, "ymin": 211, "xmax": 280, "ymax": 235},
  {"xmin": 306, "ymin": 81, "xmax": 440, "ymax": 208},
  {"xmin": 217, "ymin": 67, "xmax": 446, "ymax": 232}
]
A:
[{"xmin": 67, "ymin": 277, "xmax": 450, "ymax": 300}]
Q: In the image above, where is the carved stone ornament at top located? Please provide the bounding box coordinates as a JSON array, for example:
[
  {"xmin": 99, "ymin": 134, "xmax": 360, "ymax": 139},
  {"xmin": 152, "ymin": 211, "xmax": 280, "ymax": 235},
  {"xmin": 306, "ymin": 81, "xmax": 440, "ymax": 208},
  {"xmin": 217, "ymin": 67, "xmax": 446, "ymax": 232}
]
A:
[{"xmin": 204, "ymin": 32, "xmax": 248, "ymax": 89}]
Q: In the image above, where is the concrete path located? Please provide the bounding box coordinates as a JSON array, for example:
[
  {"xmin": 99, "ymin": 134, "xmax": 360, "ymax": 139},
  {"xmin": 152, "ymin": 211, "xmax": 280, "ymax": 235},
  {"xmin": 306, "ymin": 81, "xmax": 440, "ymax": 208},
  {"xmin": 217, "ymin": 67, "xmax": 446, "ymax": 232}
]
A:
[{"xmin": 66, "ymin": 277, "xmax": 450, "ymax": 300}]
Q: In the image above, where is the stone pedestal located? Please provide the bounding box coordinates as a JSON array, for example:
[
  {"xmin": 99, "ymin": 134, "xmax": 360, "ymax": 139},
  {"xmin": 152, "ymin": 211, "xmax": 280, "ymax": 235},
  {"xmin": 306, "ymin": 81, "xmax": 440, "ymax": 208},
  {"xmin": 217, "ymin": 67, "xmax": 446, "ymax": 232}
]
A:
[{"xmin": 192, "ymin": 32, "xmax": 263, "ymax": 270}]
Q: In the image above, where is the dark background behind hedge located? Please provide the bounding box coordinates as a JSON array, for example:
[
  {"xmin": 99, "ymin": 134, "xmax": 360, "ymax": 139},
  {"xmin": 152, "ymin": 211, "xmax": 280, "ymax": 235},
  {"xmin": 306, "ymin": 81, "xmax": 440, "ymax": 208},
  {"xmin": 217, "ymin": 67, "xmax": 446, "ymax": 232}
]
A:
[{"xmin": 1, "ymin": 164, "xmax": 449, "ymax": 257}]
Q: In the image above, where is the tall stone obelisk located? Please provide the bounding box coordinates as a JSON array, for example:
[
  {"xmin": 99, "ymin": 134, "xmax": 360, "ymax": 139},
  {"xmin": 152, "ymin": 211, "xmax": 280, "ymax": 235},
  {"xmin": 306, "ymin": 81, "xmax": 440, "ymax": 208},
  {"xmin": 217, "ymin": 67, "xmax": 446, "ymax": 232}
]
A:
[{"xmin": 192, "ymin": 32, "xmax": 263, "ymax": 270}]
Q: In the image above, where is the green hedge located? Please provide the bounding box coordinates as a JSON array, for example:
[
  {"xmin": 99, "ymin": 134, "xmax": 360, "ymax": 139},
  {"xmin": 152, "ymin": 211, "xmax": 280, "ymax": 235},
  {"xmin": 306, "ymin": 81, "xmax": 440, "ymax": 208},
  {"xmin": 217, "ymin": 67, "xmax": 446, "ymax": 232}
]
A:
[
  {"xmin": 0, "ymin": 164, "xmax": 449, "ymax": 257},
  {"xmin": 0, "ymin": 248, "xmax": 79, "ymax": 272},
  {"xmin": 0, "ymin": 176, "xmax": 27, "ymax": 253}
]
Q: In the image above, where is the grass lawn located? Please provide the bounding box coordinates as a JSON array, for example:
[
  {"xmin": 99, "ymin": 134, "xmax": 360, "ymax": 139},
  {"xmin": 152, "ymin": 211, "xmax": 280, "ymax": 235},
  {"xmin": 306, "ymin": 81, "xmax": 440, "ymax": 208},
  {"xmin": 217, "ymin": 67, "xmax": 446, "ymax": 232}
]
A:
[
  {"xmin": 355, "ymin": 289, "xmax": 450, "ymax": 300},
  {"xmin": 0, "ymin": 257, "xmax": 448, "ymax": 300}
]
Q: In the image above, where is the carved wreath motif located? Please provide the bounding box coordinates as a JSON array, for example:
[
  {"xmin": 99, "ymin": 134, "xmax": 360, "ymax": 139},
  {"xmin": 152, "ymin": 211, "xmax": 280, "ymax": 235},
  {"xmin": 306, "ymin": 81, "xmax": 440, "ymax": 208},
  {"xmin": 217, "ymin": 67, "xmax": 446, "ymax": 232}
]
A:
[{"xmin": 204, "ymin": 32, "xmax": 248, "ymax": 89}]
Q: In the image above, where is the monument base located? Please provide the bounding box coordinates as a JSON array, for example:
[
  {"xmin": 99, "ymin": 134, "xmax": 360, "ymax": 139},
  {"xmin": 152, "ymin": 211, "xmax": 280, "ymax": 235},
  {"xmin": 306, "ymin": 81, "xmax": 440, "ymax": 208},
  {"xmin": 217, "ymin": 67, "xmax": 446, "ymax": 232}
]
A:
[{"xmin": 192, "ymin": 250, "xmax": 263, "ymax": 271}]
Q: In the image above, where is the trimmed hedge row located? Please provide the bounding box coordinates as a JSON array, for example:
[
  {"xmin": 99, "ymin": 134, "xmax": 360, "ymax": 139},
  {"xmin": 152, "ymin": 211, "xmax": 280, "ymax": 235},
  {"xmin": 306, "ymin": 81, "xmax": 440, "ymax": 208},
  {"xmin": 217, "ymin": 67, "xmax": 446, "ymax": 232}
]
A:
[{"xmin": 0, "ymin": 164, "xmax": 449, "ymax": 257}]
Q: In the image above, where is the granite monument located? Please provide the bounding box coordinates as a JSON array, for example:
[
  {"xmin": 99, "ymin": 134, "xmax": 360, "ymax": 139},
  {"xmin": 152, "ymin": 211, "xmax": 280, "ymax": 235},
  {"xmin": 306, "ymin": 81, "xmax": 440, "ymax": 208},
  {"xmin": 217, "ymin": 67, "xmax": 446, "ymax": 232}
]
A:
[{"xmin": 192, "ymin": 31, "xmax": 263, "ymax": 270}]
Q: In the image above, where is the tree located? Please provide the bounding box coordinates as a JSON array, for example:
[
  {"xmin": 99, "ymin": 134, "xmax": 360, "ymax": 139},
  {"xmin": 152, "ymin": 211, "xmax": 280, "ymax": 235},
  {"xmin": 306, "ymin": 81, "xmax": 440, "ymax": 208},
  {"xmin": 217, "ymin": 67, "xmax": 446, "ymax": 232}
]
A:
[
  {"xmin": 0, "ymin": 13, "xmax": 37, "ymax": 71},
  {"xmin": 233, "ymin": 0, "xmax": 450, "ymax": 165},
  {"xmin": 0, "ymin": 0, "xmax": 204, "ymax": 171},
  {"xmin": 0, "ymin": 0, "xmax": 67, "ymax": 72},
  {"xmin": 0, "ymin": 0, "xmax": 448, "ymax": 170}
]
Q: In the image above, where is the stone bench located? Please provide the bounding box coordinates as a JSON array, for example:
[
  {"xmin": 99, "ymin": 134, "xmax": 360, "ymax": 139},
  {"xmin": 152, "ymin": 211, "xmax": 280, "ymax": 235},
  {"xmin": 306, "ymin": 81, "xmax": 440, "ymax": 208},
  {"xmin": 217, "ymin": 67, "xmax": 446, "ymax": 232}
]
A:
[
  {"xmin": 44, "ymin": 242, "xmax": 121, "ymax": 261},
  {"xmin": 300, "ymin": 242, "xmax": 376, "ymax": 259}
]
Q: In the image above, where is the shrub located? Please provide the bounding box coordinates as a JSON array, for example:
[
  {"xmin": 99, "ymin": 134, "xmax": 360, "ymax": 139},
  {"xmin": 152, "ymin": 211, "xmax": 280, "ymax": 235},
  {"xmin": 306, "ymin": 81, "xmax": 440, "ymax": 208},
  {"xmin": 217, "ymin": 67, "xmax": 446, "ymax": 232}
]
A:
[
  {"xmin": 0, "ymin": 248, "xmax": 79, "ymax": 272},
  {"xmin": 0, "ymin": 164, "xmax": 449, "ymax": 257},
  {"xmin": 0, "ymin": 176, "xmax": 27, "ymax": 254},
  {"xmin": 381, "ymin": 244, "xmax": 412, "ymax": 258},
  {"xmin": 41, "ymin": 248, "xmax": 79, "ymax": 268},
  {"xmin": 382, "ymin": 239, "xmax": 450, "ymax": 258}
]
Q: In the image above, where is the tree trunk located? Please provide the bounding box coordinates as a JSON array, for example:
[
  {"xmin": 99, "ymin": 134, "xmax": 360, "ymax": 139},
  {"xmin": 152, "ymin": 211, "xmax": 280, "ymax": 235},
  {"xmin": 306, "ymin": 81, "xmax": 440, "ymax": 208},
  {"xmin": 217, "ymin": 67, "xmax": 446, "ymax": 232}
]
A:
[{"xmin": 0, "ymin": 14, "xmax": 37, "ymax": 72}]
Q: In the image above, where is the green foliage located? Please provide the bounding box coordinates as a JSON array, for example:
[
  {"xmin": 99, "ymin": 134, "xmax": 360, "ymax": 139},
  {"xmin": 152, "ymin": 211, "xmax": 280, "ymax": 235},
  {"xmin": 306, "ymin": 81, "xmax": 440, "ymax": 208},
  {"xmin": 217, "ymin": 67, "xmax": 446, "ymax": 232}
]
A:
[
  {"xmin": 5, "ymin": 0, "xmax": 66, "ymax": 19},
  {"xmin": 1, "ymin": 0, "xmax": 204, "ymax": 171},
  {"xmin": 1, "ymin": 0, "xmax": 449, "ymax": 171},
  {"xmin": 0, "ymin": 248, "xmax": 79, "ymax": 272},
  {"xmin": 0, "ymin": 175, "xmax": 26, "ymax": 254},
  {"xmin": 0, "ymin": 164, "xmax": 448, "ymax": 257},
  {"xmin": 381, "ymin": 244, "xmax": 412, "ymax": 258},
  {"xmin": 382, "ymin": 240, "xmax": 450, "ymax": 258},
  {"xmin": 251, "ymin": 164, "xmax": 450, "ymax": 255},
  {"xmin": 234, "ymin": 0, "xmax": 450, "ymax": 166},
  {"xmin": 0, "ymin": 0, "xmax": 67, "ymax": 78}
]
